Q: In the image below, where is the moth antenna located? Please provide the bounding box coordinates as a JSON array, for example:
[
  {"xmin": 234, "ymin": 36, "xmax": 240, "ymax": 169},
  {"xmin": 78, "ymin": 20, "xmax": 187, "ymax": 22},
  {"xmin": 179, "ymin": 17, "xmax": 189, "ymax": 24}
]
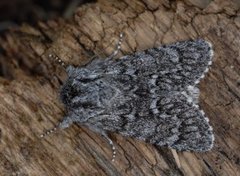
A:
[
  {"xmin": 40, "ymin": 126, "xmax": 58, "ymax": 138},
  {"xmin": 48, "ymin": 54, "xmax": 67, "ymax": 69},
  {"xmin": 106, "ymin": 32, "xmax": 124, "ymax": 60}
]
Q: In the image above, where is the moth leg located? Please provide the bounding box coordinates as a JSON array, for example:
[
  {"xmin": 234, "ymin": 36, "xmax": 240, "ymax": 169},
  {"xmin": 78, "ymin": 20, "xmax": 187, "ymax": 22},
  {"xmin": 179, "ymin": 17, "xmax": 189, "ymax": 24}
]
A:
[
  {"xmin": 106, "ymin": 32, "xmax": 124, "ymax": 60},
  {"xmin": 101, "ymin": 131, "xmax": 116, "ymax": 162},
  {"xmin": 87, "ymin": 125, "xmax": 116, "ymax": 161}
]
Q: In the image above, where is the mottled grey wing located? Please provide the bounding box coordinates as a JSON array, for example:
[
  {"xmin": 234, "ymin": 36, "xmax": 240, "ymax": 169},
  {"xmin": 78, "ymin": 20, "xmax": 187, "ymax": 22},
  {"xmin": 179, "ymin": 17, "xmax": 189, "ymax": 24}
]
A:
[
  {"xmin": 102, "ymin": 39, "xmax": 213, "ymax": 91},
  {"xmin": 93, "ymin": 39, "xmax": 214, "ymax": 151},
  {"xmin": 60, "ymin": 39, "xmax": 214, "ymax": 152},
  {"xmin": 98, "ymin": 92, "xmax": 214, "ymax": 152}
]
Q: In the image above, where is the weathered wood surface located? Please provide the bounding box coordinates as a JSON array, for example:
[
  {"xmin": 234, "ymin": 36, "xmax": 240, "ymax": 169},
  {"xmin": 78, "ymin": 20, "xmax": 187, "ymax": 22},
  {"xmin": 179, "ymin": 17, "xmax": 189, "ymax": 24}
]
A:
[{"xmin": 0, "ymin": 0, "xmax": 240, "ymax": 175}]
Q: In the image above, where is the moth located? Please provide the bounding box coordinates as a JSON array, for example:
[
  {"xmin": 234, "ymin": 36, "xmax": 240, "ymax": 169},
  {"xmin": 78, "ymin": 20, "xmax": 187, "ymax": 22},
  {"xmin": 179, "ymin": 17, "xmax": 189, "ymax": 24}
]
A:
[{"xmin": 42, "ymin": 33, "xmax": 214, "ymax": 161}]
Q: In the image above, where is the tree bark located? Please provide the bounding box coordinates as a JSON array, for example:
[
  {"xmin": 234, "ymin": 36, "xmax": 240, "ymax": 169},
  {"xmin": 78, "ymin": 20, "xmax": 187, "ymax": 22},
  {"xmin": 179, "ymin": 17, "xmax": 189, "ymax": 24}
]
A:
[{"xmin": 0, "ymin": 0, "xmax": 240, "ymax": 175}]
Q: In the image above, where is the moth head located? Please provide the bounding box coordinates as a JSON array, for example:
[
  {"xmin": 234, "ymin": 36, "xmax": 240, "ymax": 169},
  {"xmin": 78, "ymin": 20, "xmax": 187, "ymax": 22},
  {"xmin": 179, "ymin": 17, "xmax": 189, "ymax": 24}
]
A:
[{"xmin": 60, "ymin": 65, "xmax": 100, "ymax": 108}]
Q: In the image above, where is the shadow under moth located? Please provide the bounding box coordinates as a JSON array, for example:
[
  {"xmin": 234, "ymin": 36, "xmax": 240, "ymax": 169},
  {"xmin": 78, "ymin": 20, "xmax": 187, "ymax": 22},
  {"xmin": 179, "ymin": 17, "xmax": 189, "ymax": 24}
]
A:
[{"xmin": 42, "ymin": 33, "xmax": 214, "ymax": 161}]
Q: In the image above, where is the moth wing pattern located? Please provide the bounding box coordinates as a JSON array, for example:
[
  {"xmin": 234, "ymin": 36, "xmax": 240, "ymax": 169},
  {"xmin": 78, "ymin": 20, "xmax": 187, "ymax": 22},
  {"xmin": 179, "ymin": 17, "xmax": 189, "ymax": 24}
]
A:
[
  {"xmin": 55, "ymin": 39, "xmax": 214, "ymax": 155},
  {"xmin": 94, "ymin": 39, "xmax": 212, "ymax": 91},
  {"xmin": 96, "ymin": 92, "xmax": 214, "ymax": 151}
]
